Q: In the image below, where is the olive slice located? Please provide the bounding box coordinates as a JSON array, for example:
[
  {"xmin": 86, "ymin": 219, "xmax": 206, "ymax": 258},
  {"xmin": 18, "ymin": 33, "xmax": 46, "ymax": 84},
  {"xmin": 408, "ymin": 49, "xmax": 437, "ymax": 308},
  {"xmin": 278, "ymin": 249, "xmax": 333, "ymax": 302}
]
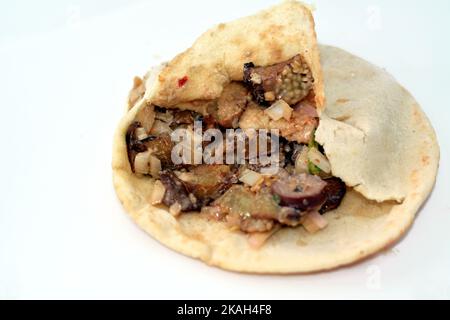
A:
[
  {"xmin": 319, "ymin": 177, "xmax": 347, "ymax": 214},
  {"xmin": 271, "ymin": 173, "xmax": 327, "ymax": 211}
]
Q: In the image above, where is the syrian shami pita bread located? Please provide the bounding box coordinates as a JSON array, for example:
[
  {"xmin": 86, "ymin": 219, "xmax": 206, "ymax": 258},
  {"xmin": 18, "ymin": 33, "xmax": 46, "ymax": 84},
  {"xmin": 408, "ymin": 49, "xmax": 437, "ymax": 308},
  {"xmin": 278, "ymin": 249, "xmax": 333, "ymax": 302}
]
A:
[{"xmin": 112, "ymin": 2, "xmax": 439, "ymax": 273}]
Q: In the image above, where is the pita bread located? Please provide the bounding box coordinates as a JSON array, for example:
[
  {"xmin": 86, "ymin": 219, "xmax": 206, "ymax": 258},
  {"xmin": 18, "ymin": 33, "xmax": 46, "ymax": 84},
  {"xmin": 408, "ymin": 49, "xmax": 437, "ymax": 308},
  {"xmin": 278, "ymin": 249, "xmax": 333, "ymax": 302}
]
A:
[
  {"xmin": 315, "ymin": 46, "xmax": 434, "ymax": 202},
  {"xmin": 112, "ymin": 45, "xmax": 439, "ymax": 273},
  {"xmin": 144, "ymin": 1, "xmax": 324, "ymax": 112}
]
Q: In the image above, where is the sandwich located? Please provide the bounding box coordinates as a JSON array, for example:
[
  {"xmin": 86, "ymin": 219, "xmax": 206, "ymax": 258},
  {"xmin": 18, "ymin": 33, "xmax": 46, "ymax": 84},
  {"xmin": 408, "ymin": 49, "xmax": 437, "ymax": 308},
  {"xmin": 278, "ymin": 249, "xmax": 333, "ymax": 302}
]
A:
[{"xmin": 112, "ymin": 1, "xmax": 439, "ymax": 273}]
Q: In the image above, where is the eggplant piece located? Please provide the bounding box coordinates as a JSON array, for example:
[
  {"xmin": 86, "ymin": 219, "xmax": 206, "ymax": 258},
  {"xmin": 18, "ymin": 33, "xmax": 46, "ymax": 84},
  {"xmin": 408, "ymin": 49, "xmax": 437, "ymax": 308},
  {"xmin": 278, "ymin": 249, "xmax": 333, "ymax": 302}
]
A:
[
  {"xmin": 271, "ymin": 173, "xmax": 327, "ymax": 211},
  {"xmin": 173, "ymin": 110, "xmax": 195, "ymax": 125},
  {"xmin": 243, "ymin": 55, "xmax": 313, "ymax": 106},
  {"xmin": 126, "ymin": 122, "xmax": 148, "ymax": 173},
  {"xmin": 214, "ymin": 184, "xmax": 307, "ymax": 229},
  {"xmin": 142, "ymin": 133, "xmax": 173, "ymax": 166},
  {"xmin": 213, "ymin": 185, "xmax": 280, "ymax": 220},
  {"xmin": 319, "ymin": 177, "xmax": 347, "ymax": 214},
  {"xmin": 180, "ymin": 165, "xmax": 237, "ymax": 203},
  {"xmin": 159, "ymin": 171, "xmax": 198, "ymax": 212},
  {"xmin": 126, "ymin": 120, "xmax": 174, "ymax": 173},
  {"xmin": 215, "ymin": 82, "xmax": 249, "ymax": 128},
  {"xmin": 238, "ymin": 100, "xmax": 318, "ymax": 144},
  {"xmin": 282, "ymin": 102, "xmax": 319, "ymax": 144}
]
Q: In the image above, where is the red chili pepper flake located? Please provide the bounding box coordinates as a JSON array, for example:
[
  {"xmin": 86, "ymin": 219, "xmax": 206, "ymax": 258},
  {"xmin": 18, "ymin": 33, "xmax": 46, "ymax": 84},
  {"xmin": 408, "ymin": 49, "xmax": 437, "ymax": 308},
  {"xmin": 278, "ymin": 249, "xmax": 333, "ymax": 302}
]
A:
[{"xmin": 177, "ymin": 76, "xmax": 188, "ymax": 88}]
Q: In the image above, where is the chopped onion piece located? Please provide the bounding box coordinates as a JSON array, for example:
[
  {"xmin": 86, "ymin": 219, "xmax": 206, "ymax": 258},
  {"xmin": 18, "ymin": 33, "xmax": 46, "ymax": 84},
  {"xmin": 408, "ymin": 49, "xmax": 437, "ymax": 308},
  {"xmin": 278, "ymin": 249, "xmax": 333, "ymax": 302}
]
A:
[
  {"xmin": 248, "ymin": 225, "xmax": 281, "ymax": 249},
  {"xmin": 155, "ymin": 110, "xmax": 174, "ymax": 123},
  {"xmin": 250, "ymin": 72, "xmax": 262, "ymax": 84},
  {"xmin": 134, "ymin": 150, "xmax": 151, "ymax": 174},
  {"xmin": 295, "ymin": 146, "xmax": 309, "ymax": 174},
  {"xmin": 239, "ymin": 169, "xmax": 264, "ymax": 187},
  {"xmin": 260, "ymin": 166, "xmax": 279, "ymax": 176},
  {"xmin": 301, "ymin": 211, "xmax": 328, "ymax": 234},
  {"xmin": 175, "ymin": 171, "xmax": 194, "ymax": 182},
  {"xmin": 150, "ymin": 120, "xmax": 173, "ymax": 135},
  {"xmin": 149, "ymin": 180, "xmax": 165, "ymax": 205},
  {"xmin": 135, "ymin": 127, "xmax": 147, "ymax": 140},
  {"xmin": 149, "ymin": 155, "xmax": 161, "ymax": 178},
  {"xmin": 264, "ymin": 99, "xmax": 293, "ymax": 121},
  {"xmin": 308, "ymin": 147, "xmax": 331, "ymax": 174},
  {"xmin": 169, "ymin": 202, "xmax": 182, "ymax": 216}
]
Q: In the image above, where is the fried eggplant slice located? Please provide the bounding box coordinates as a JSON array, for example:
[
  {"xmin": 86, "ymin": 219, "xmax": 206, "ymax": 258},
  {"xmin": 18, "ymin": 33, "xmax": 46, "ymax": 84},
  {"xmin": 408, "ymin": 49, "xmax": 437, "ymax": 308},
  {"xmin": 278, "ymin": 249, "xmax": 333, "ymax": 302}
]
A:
[
  {"xmin": 239, "ymin": 101, "xmax": 318, "ymax": 144},
  {"xmin": 159, "ymin": 171, "xmax": 198, "ymax": 212},
  {"xmin": 271, "ymin": 173, "xmax": 327, "ymax": 211},
  {"xmin": 243, "ymin": 55, "xmax": 313, "ymax": 106},
  {"xmin": 212, "ymin": 185, "xmax": 280, "ymax": 232},
  {"xmin": 215, "ymin": 82, "xmax": 249, "ymax": 128},
  {"xmin": 319, "ymin": 177, "xmax": 347, "ymax": 214},
  {"xmin": 142, "ymin": 133, "xmax": 174, "ymax": 167},
  {"xmin": 178, "ymin": 165, "xmax": 237, "ymax": 203},
  {"xmin": 126, "ymin": 122, "xmax": 148, "ymax": 173}
]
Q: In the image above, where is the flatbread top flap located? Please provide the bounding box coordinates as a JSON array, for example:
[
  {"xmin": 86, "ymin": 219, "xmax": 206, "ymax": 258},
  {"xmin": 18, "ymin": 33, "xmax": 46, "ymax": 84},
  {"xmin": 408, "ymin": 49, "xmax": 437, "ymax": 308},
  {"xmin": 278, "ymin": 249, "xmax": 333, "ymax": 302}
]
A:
[
  {"xmin": 144, "ymin": 0, "xmax": 324, "ymax": 111},
  {"xmin": 315, "ymin": 45, "xmax": 439, "ymax": 203}
]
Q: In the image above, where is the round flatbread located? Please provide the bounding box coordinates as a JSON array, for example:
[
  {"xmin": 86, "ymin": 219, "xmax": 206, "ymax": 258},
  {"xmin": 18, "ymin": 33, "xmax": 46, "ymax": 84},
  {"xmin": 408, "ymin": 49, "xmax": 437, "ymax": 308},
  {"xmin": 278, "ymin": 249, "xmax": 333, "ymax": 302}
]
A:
[{"xmin": 112, "ymin": 45, "xmax": 439, "ymax": 273}]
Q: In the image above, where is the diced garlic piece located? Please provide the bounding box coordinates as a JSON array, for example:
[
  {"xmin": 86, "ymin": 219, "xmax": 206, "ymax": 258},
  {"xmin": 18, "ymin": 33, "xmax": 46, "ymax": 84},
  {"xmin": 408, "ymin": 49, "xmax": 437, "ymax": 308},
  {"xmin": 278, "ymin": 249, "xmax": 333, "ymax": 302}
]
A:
[{"xmin": 308, "ymin": 147, "xmax": 331, "ymax": 174}]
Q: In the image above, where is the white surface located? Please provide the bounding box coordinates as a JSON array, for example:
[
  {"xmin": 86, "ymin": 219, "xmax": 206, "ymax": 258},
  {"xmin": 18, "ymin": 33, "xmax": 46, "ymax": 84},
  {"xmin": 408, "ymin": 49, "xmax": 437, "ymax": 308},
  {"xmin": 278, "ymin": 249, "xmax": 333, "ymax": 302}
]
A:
[{"xmin": 0, "ymin": 0, "xmax": 449, "ymax": 299}]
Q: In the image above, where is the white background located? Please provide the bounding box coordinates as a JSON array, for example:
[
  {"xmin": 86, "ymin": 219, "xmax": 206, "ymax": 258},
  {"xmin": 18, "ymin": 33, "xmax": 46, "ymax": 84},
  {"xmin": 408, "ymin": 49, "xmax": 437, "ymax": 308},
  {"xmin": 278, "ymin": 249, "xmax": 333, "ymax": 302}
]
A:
[{"xmin": 0, "ymin": 0, "xmax": 449, "ymax": 299}]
